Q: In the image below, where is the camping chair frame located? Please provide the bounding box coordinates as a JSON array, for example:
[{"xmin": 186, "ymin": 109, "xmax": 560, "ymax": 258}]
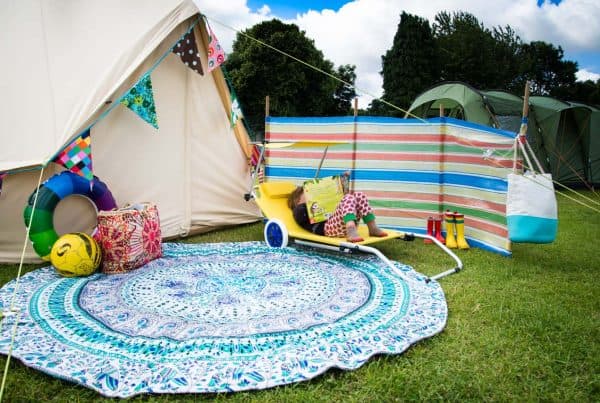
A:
[{"xmin": 245, "ymin": 141, "xmax": 463, "ymax": 283}]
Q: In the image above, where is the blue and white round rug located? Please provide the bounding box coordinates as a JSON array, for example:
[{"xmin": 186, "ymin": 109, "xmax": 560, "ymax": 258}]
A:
[{"xmin": 0, "ymin": 242, "xmax": 447, "ymax": 398}]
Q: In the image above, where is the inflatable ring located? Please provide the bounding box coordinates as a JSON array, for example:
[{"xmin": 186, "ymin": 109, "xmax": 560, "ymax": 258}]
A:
[{"xmin": 23, "ymin": 171, "xmax": 117, "ymax": 260}]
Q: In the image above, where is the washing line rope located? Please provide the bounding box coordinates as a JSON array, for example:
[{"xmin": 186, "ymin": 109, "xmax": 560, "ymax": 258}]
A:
[
  {"xmin": 203, "ymin": 14, "xmax": 427, "ymax": 122},
  {"xmin": 509, "ymin": 136, "xmax": 600, "ymax": 213},
  {"xmin": 518, "ymin": 156, "xmax": 600, "ymax": 212}
]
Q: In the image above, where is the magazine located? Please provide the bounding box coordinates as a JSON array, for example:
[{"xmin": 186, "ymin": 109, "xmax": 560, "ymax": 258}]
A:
[{"xmin": 302, "ymin": 174, "xmax": 349, "ymax": 224}]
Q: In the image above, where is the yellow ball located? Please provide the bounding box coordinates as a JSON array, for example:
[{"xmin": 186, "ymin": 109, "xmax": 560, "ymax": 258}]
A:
[{"xmin": 50, "ymin": 233, "xmax": 101, "ymax": 277}]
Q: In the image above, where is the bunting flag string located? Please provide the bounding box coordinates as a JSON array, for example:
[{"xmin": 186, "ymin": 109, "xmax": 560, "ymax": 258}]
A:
[
  {"xmin": 53, "ymin": 129, "xmax": 94, "ymax": 181},
  {"xmin": 205, "ymin": 19, "xmax": 226, "ymax": 72},
  {"xmin": 0, "ymin": 172, "xmax": 6, "ymax": 196},
  {"xmin": 120, "ymin": 74, "xmax": 159, "ymax": 129},
  {"xmin": 173, "ymin": 28, "xmax": 204, "ymax": 75},
  {"xmin": 0, "ymin": 18, "xmax": 205, "ymax": 198}
]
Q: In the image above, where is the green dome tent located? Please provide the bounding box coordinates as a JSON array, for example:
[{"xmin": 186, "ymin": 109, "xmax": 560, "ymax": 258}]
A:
[
  {"xmin": 407, "ymin": 82, "xmax": 600, "ymax": 186},
  {"xmin": 408, "ymin": 82, "xmax": 496, "ymax": 125},
  {"xmin": 406, "ymin": 82, "xmax": 525, "ymax": 131}
]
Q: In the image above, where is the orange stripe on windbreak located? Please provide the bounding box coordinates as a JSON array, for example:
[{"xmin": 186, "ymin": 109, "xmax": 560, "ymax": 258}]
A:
[
  {"xmin": 375, "ymin": 209, "xmax": 433, "ymax": 220},
  {"xmin": 267, "ymin": 133, "xmax": 350, "ymax": 141},
  {"xmin": 442, "ymin": 195, "xmax": 506, "ymax": 214},
  {"xmin": 268, "ymin": 132, "xmax": 513, "ymax": 149},
  {"xmin": 367, "ymin": 191, "xmax": 440, "ymax": 200},
  {"xmin": 461, "ymin": 216, "xmax": 508, "ymax": 237},
  {"xmin": 355, "ymin": 134, "xmax": 443, "ymax": 142},
  {"xmin": 442, "ymin": 134, "xmax": 514, "ymax": 149},
  {"xmin": 267, "ymin": 132, "xmax": 442, "ymax": 142},
  {"xmin": 364, "ymin": 191, "xmax": 506, "ymax": 214},
  {"xmin": 268, "ymin": 150, "xmax": 514, "ymax": 167}
]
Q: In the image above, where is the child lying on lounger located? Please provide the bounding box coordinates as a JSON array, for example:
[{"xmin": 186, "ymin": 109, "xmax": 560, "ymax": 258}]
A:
[{"xmin": 287, "ymin": 179, "xmax": 387, "ymax": 243}]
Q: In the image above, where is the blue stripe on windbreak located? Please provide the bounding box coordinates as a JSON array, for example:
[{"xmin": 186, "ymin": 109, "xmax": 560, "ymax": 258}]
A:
[
  {"xmin": 265, "ymin": 167, "xmax": 348, "ymax": 181},
  {"xmin": 439, "ymin": 172, "xmax": 507, "ymax": 191},
  {"xmin": 267, "ymin": 115, "xmax": 433, "ymax": 125},
  {"xmin": 266, "ymin": 167, "xmax": 508, "ymax": 192},
  {"xmin": 267, "ymin": 115, "xmax": 434, "ymax": 125},
  {"xmin": 266, "ymin": 116, "xmax": 516, "ymax": 138}
]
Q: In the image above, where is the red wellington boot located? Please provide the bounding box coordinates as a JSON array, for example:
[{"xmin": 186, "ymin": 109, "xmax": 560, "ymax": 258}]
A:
[
  {"xmin": 424, "ymin": 216, "xmax": 434, "ymax": 243},
  {"xmin": 433, "ymin": 217, "xmax": 446, "ymax": 244}
]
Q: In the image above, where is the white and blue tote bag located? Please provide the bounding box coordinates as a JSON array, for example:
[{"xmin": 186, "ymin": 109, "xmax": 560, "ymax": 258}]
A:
[{"xmin": 506, "ymin": 171, "xmax": 558, "ymax": 243}]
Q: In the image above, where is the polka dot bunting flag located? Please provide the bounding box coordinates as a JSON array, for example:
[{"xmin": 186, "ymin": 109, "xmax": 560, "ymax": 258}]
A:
[{"xmin": 172, "ymin": 29, "xmax": 204, "ymax": 76}]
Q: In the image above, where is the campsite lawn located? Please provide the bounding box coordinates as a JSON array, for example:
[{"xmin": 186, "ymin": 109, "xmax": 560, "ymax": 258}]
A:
[{"xmin": 0, "ymin": 192, "xmax": 598, "ymax": 402}]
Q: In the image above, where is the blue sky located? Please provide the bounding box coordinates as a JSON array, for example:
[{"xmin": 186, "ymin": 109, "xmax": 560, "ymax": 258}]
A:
[
  {"xmin": 247, "ymin": 0, "xmax": 348, "ymax": 19},
  {"xmin": 197, "ymin": 0, "xmax": 599, "ymax": 105}
]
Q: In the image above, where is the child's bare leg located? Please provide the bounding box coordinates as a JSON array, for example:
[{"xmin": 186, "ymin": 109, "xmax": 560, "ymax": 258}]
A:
[
  {"xmin": 367, "ymin": 220, "xmax": 388, "ymax": 237},
  {"xmin": 346, "ymin": 221, "xmax": 364, "ymax": 242}
]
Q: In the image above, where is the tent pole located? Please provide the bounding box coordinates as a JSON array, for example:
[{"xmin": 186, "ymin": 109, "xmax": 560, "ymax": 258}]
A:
[
  {"xmin": 245, "ymin": 144, "xmax": 266, "ymax": 201},
  {"xmin": 518, "ymin": 81, "xmax": 545, "ymax": 174},
  {"xmin": 350, "ymin": 97, "xmax": 358, "ymax": 192},
  {"xmin": 314, "ymin": 146, "xmax": 329, "ymax": 179},
  {"xmin": 265, "ymin": 95, "xmax": 270, "ymax": 118}
]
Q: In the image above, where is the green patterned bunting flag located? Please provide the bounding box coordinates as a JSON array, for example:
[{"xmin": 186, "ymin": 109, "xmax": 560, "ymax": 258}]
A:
[{"xmin": 120, "ymin": 74, "xmax": 158, "ymax": 129}]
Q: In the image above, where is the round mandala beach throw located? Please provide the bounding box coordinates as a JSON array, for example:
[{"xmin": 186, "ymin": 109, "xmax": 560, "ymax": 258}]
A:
[{"xmin": 0, "ymin": 242, "xmax": 447, "ymax": 398}]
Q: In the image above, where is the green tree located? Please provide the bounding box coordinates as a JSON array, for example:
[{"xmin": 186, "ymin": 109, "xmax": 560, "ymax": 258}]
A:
[
  {"xmin": 514, "ymin": 41, "xmax": 578, "ymax": 95},
  {"xmin": 330, "ymin": 64, "xmax": 357, "ymax": 115},
  {"xmin": 492, "ymin": 25, "xmax": 522, "ymax": 90},
  {"xmin": 552, "ymin": 79, "xmax": 600, "ymax": 106},
  {"xmin": 370, "ymin": 12, "xmax": 439, "ymax": 116},
  {"xmin": 225, "ymin": 19, "xmax": 354, "ymax": 138},
  {"xmin": 433, "ymin": 11, "xmax": 502, "ymax": 88}
]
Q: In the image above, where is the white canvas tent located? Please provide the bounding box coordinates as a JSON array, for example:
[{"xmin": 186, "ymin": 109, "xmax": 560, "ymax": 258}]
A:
[{"xmin": 0, "ymin": 0, "xmax": 260, "ymax": 262}]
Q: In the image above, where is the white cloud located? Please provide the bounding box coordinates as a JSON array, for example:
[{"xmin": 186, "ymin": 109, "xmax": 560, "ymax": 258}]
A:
[
  {"xmin": 257, "ymin": 5, "xmax": 271, "ymax": 16},
  {"xmin": 191, "ymin": 0, "xmax": 274, "ymax": 52},
  {"xmin": 577, "ymin": 69, "xmax": 600, "ymax": 82},
  {"xmin": 294, "ymin": 1, "xmax": 401, "ymax": 106},
  {"xmin": 193, "ymin": 0, "xmax": 600, "ymax": 108}
]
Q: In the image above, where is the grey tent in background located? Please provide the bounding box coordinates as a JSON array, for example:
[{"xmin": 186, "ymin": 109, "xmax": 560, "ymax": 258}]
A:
[{"xmin": 529, "ymin": 97, "xmax": 598, "ymax": 185}]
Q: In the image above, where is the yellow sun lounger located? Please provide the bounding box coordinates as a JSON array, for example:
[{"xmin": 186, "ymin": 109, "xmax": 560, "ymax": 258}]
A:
[
  {"xmin": 250, "ymin": 180, "xmax": 463, "ymax": 282},
  {"xmin": 254, "ymin": 181, "xmax": 402, "ymax": 246}
]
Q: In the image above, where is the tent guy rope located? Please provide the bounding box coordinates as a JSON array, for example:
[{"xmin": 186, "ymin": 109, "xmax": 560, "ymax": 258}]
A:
[{"xmin": 0, "ymin": 166, "xmax": 46, "ymax": 402}]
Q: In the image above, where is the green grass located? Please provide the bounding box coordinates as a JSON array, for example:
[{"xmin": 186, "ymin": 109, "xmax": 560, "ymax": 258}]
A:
[{"xmin": 0, "ymin": 192, "xmax": 598, "ymax": 402}]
